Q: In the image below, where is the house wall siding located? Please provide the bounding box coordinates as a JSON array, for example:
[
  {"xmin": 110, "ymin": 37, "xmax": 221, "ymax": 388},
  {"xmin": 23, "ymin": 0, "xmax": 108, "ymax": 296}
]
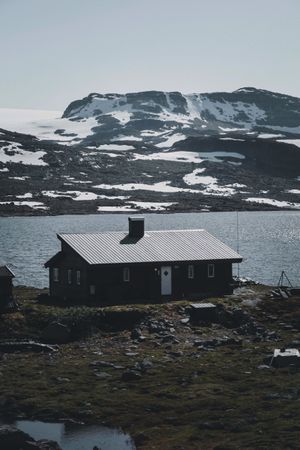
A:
[
  {"xmin": 47, "ymin": 242, "xmax": 234, "ymax": 304},
  {"xmin": 0, "ymin": 278, "xmax": 13, "ymax": 300},
  {"xmin": 49, "ymin": 245, "xmax": 88, "ymax": 301},
  {"xmin": 84, "ymin": 261, "xmax": 233, "ymax": 304}
]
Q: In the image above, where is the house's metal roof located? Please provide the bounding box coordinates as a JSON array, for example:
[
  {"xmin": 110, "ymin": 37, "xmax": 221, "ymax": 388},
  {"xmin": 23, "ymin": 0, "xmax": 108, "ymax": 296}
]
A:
[
  {"xmin": 0, "ymin": 265, "xmax": 15, "ymax": 278},
  {"xmin": 58, "ymin": 229, "xmax": 242, "ymax": 266}
]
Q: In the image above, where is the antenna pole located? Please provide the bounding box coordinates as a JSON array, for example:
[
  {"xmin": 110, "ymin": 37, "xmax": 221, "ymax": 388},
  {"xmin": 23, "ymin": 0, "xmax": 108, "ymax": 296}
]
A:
[{"xmin": 237, "ymin": 211, "xmax": 240, "ymax": 280}]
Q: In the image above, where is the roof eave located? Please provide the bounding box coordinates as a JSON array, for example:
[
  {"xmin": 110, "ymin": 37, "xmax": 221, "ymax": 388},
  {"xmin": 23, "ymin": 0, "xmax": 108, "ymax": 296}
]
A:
[{"xmin": 88, "ymin": 257, "xmax": 243, "ymax": 266}]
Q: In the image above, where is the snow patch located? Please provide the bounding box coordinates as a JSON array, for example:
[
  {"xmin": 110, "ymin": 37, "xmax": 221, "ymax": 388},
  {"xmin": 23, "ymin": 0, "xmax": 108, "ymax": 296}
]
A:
[
  {"xmin": 42, "ymin": 190, "xmax": 98, "ymax": 201},
  {"xmin": 133, "ymin": 150, "xmax": 245, "ymax": 164},
  {"xmin": 155, "ymin": 133, "xmax": 186, "ymax": 148},
  {"xmin": 95, "ymin": 144, "xmax": 135, "ymax": 151},
  {"xmin": 94, "ymin": 181, "xmax": 200, "ymax": 194},
  {"xmin": 16, "ymin": 193, "xmax": 33, "ymax": 199},
  {"xmin": 116, "ymin": 135, "xmax": 142, "ymax": 141},
  {"xmin": 259, "ymin": 133, "xmax": 284, "ymax": 139},
  {"xmin": 183, "ymin": 168, "xmax": 207, "ymax": 185},
  {"xmin": 0, "ymin": 201, "xmax": 48, "ymax": 210},
  {"xmin": 130, "ymin": 201, "xmax": 177, "ymax": 210},
  {"xmin": 219, "ymin": 126, "xmax": 247, "ymax": 132},
  {"xmin": 133, "ymin": 151, "xmax": 203, "ymax": 163},
  {"xmin": 220, "ymin": 138, "xmax": 245, "ymax": 142},
  {"xmin": 97, "ymin": 205, "xmax": 138, "ymax": 212},
  {"xmin": 0, "ymin": 141, "xmax": 47, "ymax": 166},
  {"xmin": 278, "ymin": 139, "xmax": 300, "ymax": 148},
  {"xmin": 245, "ymin": 197, "xmax": 300, "ymax": 209},
  {"xmin": 109, "ymin": 111, "xmax": 132, "ymax": 124},
  {"xmin": 140, "ymin": 130, "xmax": 168, "ymax": 137},
  {"xmin": 183, "ymin": 169, "xmax": 237, "ymax": 196}
]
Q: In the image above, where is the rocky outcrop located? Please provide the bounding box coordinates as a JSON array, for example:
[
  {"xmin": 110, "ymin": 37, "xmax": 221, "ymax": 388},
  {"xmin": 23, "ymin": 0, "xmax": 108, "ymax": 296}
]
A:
[
  {"xmin": 0, "ymin": 425, "xmax": 62, "ymax": 450},
  {"xmin": 41, "ymin": 322, "xmax": 71, "ymax": 344}
]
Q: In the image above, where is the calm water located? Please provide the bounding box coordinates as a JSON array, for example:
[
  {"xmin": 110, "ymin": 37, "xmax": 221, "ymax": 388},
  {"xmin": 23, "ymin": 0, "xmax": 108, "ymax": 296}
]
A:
[
  {"xmin": 0, "ymin": 211, "xmax": 299, "ymax": 287},
  {"xmin": 10, "ymin": 421, "xmax": 135, "ymax": 450}
]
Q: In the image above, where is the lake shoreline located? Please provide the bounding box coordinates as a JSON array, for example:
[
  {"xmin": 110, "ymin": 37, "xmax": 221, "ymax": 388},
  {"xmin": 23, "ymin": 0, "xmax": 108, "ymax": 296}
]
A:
[
  {"xmin": 1, "ymin": 210, "xmax": 299, "ymax": 288},
  {"xmin": 0, "ymin": 204, "xmax": 299, "ymax": 218}
]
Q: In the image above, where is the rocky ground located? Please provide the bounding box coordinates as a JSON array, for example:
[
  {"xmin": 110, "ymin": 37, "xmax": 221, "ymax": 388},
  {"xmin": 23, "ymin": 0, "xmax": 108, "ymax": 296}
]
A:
[
  {"xmin": 1, "ymin": 129, "xmax": 300, "ymax": 216},
  {"xmin": 1, "ymin": 286, "xmax": 300, "ymax": 448}
]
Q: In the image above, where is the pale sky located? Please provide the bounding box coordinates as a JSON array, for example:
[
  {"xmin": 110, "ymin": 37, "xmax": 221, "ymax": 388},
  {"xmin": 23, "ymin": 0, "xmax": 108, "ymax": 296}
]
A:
[{"xmin": 0, "ymin": 0, "xmax": 299, "ymax": 110}]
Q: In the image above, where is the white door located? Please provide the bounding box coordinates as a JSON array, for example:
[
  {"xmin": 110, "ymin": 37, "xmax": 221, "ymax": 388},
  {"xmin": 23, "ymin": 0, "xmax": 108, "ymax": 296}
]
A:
[{"xmin": 161, "ymin": 266, "xmax": 172, "ymax": 295}]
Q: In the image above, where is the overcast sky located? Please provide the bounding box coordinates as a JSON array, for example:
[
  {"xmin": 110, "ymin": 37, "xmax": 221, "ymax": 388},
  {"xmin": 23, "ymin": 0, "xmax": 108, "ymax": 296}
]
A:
[{"xmin": 0, "ymin": 0, "xmax": 299, "ymax": 110}]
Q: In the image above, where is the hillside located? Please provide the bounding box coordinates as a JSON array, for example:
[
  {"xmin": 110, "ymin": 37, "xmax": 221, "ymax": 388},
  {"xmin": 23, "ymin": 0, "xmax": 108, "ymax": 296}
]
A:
[{"xmin": 0, "ymin": 88, "xmax": 300, "ymax": 215}]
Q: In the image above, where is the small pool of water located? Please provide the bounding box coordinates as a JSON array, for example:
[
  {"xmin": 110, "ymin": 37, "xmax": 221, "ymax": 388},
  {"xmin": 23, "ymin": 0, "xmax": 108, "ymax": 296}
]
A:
[{"xmin": 8, "ymin": 420, "xmax": 136, "ymax": 450}]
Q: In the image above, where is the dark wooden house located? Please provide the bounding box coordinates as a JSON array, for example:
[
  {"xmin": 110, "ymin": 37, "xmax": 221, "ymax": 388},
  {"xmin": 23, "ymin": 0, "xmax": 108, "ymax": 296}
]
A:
[
  {"xmin": 0, "ymin": 265, "xmax": 15, "ymax": 309},
  {"xmin": 45, "ymin": 217, "xmax": 242, "ymax": 305}
]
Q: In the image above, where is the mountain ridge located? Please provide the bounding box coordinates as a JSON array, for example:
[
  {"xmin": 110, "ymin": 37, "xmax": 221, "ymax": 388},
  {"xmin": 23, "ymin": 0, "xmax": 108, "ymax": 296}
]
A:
[{"xmin": 0, "ymin": 87, "xmax": 300, "ymax": 216}]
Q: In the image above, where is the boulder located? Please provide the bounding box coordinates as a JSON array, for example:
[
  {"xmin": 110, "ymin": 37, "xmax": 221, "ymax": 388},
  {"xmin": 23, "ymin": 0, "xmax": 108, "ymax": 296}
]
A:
[
  {"xmin": 41, "ymin": 322, "xmax": 71, "ymax": 344},
  {"xmin": 0, "ymin": 425, "xmax": 32, "ymax": 449},
  {"xmin": 0, "ymin": 425, "xmax": 62, "ymax": 450},
  {"xmin": 40, "ymin": 441, "xmax": 62, "ymax": 450},
  {"xmin": 131, "ymin": 328, "xmax": 142, "ymax": 340},
  {"xmin": 121, "ymin": 370, "xmax": 142, "ymax": 381}
]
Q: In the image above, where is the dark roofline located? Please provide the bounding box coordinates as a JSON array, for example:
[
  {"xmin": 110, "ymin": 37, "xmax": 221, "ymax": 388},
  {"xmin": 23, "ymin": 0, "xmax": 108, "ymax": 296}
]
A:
[
  {"xmin": 89, "ymin": 257, "xmax": 243, "ymax": 267},
  {"xmin": 45, "ymin": 239, "xmax": 91, "ymax": 267},
  {"xmin": 0, "ymin": 265, "xmax": 15, "ymax": 278},
  {"xmin": 44, "ymin": 251, "xmax": 63, "ymax": 268}
]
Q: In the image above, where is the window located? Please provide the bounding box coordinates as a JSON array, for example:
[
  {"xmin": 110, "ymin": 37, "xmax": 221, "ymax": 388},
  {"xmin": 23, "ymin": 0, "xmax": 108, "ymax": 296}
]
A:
[
  {"xmin": 123, "ymin": 267, "xmax": 130, "ymax": 282},
  {"xmin": 188, "ymin": 264, "xmax": 194, "ymax": 279},
  {"xmin": 208, "ymin": 264, "xmax": 215, "ymax": 278},
  {"xmin": 53, "ymin": 268, "xmax": 59, "ymax": 282},
  {"xmin": 76, "ymin": 270, "xmax": 81, "ymax": 285},
  {"xmin": 90, "ymin": 285, "xmax": 95, "ymax": 295},
  {"xmin": 67, "ymin": 269, "xmax": 72, "ymax": 284}
]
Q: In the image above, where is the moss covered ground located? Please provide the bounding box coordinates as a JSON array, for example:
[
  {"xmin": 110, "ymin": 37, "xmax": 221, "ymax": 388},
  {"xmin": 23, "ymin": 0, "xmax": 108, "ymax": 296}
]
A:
[{"xmin": 1, "ymin": 286, "xmax": 300, "ymax": 449}]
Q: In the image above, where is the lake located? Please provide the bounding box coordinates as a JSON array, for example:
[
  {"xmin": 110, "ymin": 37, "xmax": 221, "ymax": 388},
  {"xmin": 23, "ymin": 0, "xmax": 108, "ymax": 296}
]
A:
[
  {"xmin": 0, "ymin": 211, "xmax": 299, "ymax": 288},
  {"xmin": 3, "ymin": 420, "xmax": 136, "ymax": 450}
]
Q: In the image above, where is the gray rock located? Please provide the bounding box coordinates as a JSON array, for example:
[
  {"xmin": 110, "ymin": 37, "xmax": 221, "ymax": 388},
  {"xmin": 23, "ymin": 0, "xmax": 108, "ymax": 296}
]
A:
[
  {"xmin": 95, "ymin": 371, "xmax": 112, "ymax": 379},
  {"xmin": 161, "ymin": 334, "xmax": 176, "ymax": 343},
  {"xmin": 41, "ymin": 322, "xmax": 71, "ymax": 344},
  {"xmin": 121, "ymin": 370, "xmax": 142, "ymax": 381},
  {"xmin": 198, "ymin": 421, "xmax": 225, "ymax": 430},
  {"xmin": 0, "ymin": 425, "xmax": 33, "ymax": 449},
  {"xmin": 140, "ymin": 358, "xmax": 154, "ymax": 370},
  {"xmin": 131, "ymin": 328, "xmax": 142, "ymax": 340},
  {"xmin": 170, "ymin": 351, "xmax": 183, "ymax": 357},
  {"xmin": 89, "ymin": 360, "xmax": 115, "ymax": 368},
  {"xmin": 0, "ymin": 425, "xmax": 62, "ymax": 450},
  {"xmin": 180, "ymin": 318, "xmax": 190, "ymax": 324}
]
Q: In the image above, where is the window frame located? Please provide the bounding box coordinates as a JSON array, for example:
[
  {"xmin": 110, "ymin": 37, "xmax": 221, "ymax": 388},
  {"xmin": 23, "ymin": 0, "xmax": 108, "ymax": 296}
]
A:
[
  {"xmin": 187, "ymin": 264, "xmax": 194, "ymax": 279},
  {"xmin": 89, "ymin": 285, "xmax": 96, "ymax": 295},
  {"xmin": 208, "ymin": 263, "xmax": 215, "ymax": 278},
  {"xmin": 67, "ymin": 269, "xmax": 72, "ymax": 285},
  {"xmin": 53, "ymin": 267, "xmax": 59, "ymax": 282},
  {"xmin": 76, "ymin": 270, "xmax": 81, "ymax": 285},
  {"xmin": 123, "ymin": 267, "xmax": 130, "ymax": 282}
]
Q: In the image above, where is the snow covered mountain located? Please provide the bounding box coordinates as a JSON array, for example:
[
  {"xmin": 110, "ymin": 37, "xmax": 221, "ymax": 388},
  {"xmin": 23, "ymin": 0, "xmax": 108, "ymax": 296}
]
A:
[
  {"xmin": 60, "ymin": 87, "xmax": 300, "ymax": 148},
  {"xmin": 1, "ymin": 87, "xmax": 300, "ymax": 148},
  {"xmin": 1, "ymin": 87, "xmax": 300, "ymax": 215}
]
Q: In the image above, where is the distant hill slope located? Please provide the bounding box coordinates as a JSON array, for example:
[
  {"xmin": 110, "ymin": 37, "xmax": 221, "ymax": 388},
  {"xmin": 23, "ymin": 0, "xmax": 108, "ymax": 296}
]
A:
[
  {"xmin": 0, "ymin": 87, "xmax": 300, "ymax": 215},
  {"xmin": 61, "ymin": 87, "xmax": 300, "ymax": 148}
]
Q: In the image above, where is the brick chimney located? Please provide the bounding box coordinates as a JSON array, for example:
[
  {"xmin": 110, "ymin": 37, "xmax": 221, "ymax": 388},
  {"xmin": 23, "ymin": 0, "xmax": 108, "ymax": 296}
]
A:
[{"xmin": 128, "ymin": 216, "xmax": 145, "ymax": 238}]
